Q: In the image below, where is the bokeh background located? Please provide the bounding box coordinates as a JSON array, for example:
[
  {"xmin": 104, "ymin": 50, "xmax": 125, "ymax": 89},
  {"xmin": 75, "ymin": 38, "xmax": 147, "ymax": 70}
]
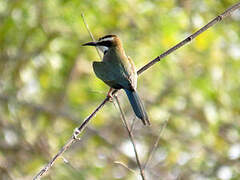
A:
[{"xmin": 0, "ymin": 0, "xmax": 240, "ymax": 180}]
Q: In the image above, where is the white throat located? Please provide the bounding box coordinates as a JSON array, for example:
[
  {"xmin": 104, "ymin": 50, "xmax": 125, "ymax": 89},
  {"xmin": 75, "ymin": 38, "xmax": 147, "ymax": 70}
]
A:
[{"xmin": 98, "ymin": 46, "xmax": 108, "ymax": 54}]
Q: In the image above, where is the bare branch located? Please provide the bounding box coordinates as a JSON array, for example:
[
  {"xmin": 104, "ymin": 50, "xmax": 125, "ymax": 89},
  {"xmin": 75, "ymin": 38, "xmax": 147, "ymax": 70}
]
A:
[
  {"xmin": 0, "ymin": 93, "xmax": 137, "ymax": 163},
  {"xmin": 113, "ymin": 96, "xmax": 146, "ymax": 180},
  {"xmin": 143, "ymin": 119, "xmax": 168, "ymax": 170},
  {"xmin": 33, "ymin": 97, "xmax": 109, "ymax": 180},
  {"xmin": 81, "ymin": 13, "xmax": 102, "ymax": 59},
  {"xmin": 33, "ymin": 138, "xmax": 78, "ymax": 180},
  {"xmin": 114, "ymin": 161, "xmax": 136, "ymax": 174},
  {"xmin": 137, "ymin": 2, "xmax": 240, "ymax": 75}
]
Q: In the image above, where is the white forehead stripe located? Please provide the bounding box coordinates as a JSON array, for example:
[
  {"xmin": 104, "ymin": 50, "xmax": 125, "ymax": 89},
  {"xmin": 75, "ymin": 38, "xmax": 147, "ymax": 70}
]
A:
[{"xmin": 99, "ymin": 37, "xmax": 114, "ymax": 42}]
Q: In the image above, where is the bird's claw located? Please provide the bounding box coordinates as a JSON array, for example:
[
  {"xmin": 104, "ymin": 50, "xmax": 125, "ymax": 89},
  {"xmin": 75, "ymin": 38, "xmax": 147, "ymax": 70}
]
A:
[
  {"xmin": 107, "ymin": 93, "xmax": 114, "ymax": 102},
  {"xmin": 107, "ymin": 88, "xmax": 114, "ymax": 102}
]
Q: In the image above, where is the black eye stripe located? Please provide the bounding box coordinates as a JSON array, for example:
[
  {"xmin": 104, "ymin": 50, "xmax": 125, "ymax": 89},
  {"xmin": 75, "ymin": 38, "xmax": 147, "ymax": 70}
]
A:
[{"xmin": 97, "ymin": 41, "xmax": 112, "ymax": 47}]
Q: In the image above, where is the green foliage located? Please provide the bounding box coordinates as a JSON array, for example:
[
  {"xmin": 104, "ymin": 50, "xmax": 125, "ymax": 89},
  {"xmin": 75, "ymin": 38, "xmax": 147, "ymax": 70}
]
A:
[{"xmin": 0, "ymin": 0, "xmax": 240, "ymax": 179}]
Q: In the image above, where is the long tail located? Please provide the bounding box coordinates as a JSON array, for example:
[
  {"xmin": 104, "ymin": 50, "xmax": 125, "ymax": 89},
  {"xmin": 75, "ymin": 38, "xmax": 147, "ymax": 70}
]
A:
[{"xmin": 124, "ymin": 89, "xmax": 150, "ymax": 126}]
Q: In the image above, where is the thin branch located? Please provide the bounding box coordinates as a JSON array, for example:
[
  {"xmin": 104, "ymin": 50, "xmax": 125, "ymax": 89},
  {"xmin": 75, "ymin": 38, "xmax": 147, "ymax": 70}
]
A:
[
  {"xmin": 33, "ymin": 97, "xmax": 109, "ymax": 180},
  {"xmin": 33, "ymin": 138, "xmax": 78, "ymax": 180},
  {"xmin": 113, "ymin": 96, "xmax": 145, "ymax": 180},
  {"xmin": 130, "ymin": 117, "xmax": 137, "ymax": 132},
  {"xmin": 81, "ymin": 13, "xmax": 102, "ymax": 59},
  {"xmin": 137, "ymin": 2, "xmax": 240, "ymax": 75},
  {"xmin": 114, "ymin": 161, "xmax": 136, "ymax": 174},
  {"xmin": 143, "ymin": 118, "xmax": 168, "ymax": 170},
  {"xmin": 61, "ymin": 156, "xmax": 78, "ymax": 171},
  {"xmin": 0, "ymin": 93, "xmax": 137, "ymax": 164},
  {"xmin": 32, "ymin": 3, "xmax": 240, "ymax": 179}
]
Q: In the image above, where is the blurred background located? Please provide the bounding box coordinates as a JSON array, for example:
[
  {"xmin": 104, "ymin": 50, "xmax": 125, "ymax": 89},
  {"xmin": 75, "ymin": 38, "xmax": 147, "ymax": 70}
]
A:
[{"xmin": 0, "ymin": 0, "xmax": 240, "ymax": 179}]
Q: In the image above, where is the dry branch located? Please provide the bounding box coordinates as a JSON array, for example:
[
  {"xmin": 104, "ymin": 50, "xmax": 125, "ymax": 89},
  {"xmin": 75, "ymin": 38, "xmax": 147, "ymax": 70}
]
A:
[{"xmin": 113, "ymin": 96, "xmax": 146, "ymax": 180}]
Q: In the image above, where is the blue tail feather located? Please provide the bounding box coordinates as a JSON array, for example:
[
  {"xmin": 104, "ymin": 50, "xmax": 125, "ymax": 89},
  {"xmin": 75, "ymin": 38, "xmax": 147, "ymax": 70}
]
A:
[{"xmin": 124, "ymin": 89, "xmax": 150, "ymax": 125}]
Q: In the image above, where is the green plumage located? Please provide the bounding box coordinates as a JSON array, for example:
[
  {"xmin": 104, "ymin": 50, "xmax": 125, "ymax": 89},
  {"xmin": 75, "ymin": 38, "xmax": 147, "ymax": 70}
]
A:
[{"xmin": 84, "ymin": 35, "xmax": 150, "ymax": 125}]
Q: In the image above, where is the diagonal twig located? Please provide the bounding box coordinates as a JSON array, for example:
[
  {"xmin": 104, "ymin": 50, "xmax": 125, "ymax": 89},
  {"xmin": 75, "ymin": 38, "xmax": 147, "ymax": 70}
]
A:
[
  {"xmin": 143, "ymin": 118, "xmax": 169, "ymax": 170},
  {"xmin": 33, "ymin": 2, "xmax": 240, "ymax": 179},
  {"xmin": 81, "ymin": 13, "xmax": 102, "ymax": 59},
  {"xmin": 137, "ymin": 2, "xmax": 240, "ymax": 75},
  {"xmin": 33, "ymin": 98, "xmax": 108, "ymax": 180},
  {"xmin": 113, "ymin": 96, "xmax": 146, "ymax": 180},
  {"xmin": 114, "ymin": 161, "xmax": 136, "ymax": 174}
]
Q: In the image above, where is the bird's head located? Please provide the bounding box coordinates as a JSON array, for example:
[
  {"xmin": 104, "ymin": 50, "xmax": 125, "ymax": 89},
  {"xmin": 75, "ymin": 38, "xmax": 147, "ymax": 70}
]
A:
[{"xmin": 82, "ymin": 34, "xmax": 122, "ymax": 54}]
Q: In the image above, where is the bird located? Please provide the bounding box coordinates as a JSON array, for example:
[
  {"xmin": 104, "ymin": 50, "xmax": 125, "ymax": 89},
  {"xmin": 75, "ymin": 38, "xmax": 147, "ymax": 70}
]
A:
[{"xmin": 82, "ymin": 35, "xmax": 150, "ymax": 126}]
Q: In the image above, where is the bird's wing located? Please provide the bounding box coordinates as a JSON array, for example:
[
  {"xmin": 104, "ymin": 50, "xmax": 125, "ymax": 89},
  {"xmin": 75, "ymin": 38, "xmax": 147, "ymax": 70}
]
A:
[
  {"xmin": 127, "ymin": 56, "xmax": 137, "ymax": 89},
  {"xmin": 119, "ymin": 56, "xmax": 138, "ymax": 90},
  {"xmin": 93, "ymin": 61, "xmax": 129, "ymax": 89}
]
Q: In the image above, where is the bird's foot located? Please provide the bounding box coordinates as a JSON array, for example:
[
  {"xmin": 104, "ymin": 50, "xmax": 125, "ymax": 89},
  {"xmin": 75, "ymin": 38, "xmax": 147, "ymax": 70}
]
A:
[{"xmin": 107, "ymin": 88, "xmax": 114, "ymax": 102}]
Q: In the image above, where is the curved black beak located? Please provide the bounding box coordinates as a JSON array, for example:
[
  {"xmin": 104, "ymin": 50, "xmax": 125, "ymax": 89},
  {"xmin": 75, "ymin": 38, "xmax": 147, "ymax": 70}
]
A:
[{"xmin": 82, "ymin": 42, "xmax": 97, "ymax": 46}]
